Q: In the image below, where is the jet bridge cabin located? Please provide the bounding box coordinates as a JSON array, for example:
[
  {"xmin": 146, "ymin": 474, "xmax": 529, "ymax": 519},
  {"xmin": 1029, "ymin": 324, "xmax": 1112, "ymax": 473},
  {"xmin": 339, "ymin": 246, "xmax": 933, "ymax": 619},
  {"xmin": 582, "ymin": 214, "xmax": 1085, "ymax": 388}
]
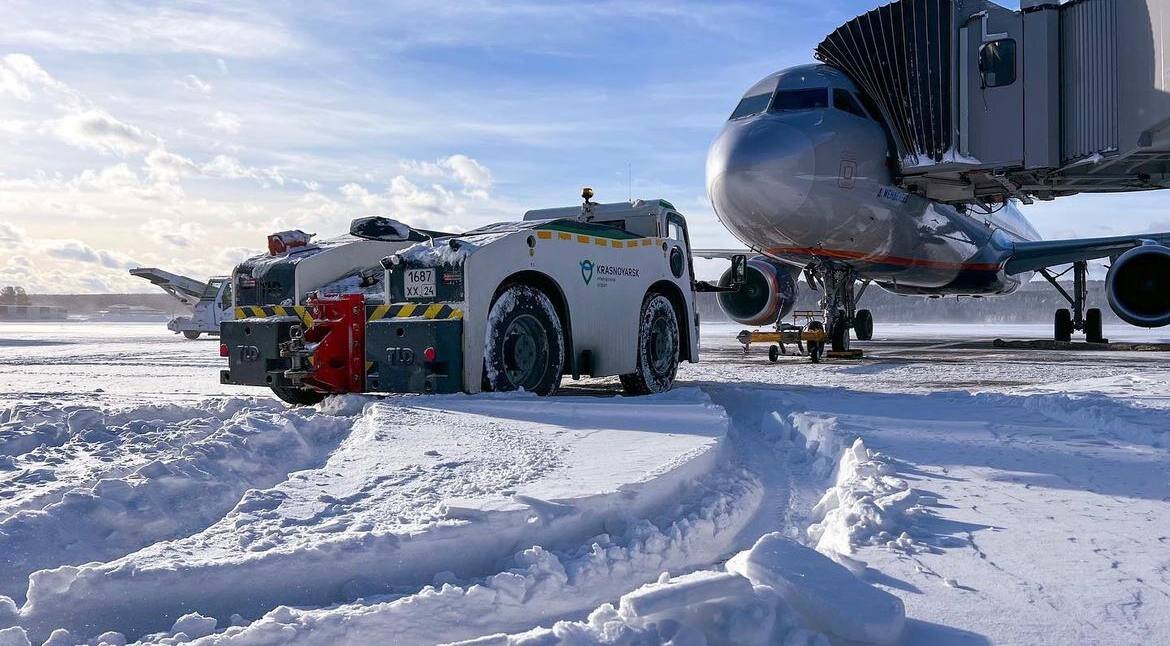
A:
[{"xmin": 816, "ymin": 0, "xmax": 1170, "ymax": 206}]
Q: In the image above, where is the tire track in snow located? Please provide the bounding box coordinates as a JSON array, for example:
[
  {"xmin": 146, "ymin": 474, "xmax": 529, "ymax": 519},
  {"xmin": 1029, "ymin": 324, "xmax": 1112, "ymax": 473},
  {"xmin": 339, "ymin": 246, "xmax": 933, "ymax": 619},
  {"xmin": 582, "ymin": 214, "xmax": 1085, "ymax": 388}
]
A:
[
  {"xmin": 0, "ymin": 397, "xmax": 359, "ymax": 603},
  {"xmin": 8, "ymin": 391, "xmax": 732, "ymax": 643}
]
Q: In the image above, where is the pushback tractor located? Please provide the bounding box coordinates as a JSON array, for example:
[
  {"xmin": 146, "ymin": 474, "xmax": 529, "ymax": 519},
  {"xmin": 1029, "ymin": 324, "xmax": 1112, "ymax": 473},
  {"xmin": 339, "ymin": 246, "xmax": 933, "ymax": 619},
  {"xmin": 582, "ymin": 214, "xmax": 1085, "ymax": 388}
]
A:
[{"xmin": 220, "ymin": 190, "xmax": 745, "ymax": 404}]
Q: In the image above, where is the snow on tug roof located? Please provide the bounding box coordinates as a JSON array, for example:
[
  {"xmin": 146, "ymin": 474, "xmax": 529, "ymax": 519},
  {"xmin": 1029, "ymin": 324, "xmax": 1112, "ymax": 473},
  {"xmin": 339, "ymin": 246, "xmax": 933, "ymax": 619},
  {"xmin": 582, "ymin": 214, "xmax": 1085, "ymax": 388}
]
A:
[{"xmin": 523, "ymin": 198, "xmax": 678, "ymax": 222}]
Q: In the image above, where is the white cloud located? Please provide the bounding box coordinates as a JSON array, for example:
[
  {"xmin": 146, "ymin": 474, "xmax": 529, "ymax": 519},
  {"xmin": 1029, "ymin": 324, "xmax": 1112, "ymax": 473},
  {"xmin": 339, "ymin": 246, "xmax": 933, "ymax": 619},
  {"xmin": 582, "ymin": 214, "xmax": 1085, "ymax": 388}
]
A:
[
  {"xmin": 0, "ymin": 222, "xmax": 24, "ymax": 245},
  {"xmin": 144, "ymin": 219, "xmax": 204, "ymax": 249},
  {"xmin": 177, "ymin": 74, "xmax": 213, "ymax": 95},
  {"xmin": 0, "ymin": 53, "xmax": 71, "ymax": 102},
  {"xmin": 49, "ymin": 109, "xmax": 159, "ymax": 156},
  {"xmin": 207, "ymin": 110, "xmax": 242, "ymax": 134},
  {"xmin": 43, "ymin": 239, "xmax": 138, "ymax": 270},
  {"xmin": 145, "ymin": 148, "xmax": 201, "ymax": 183},
  {"xmin": 202, "ymin": 154, "xmax": 283, "ymax": 186},
  {"xmin": 440, "ymin": 154, "xmax": 492, "ymax": 190},
  {"xmin": 2, "ymin": 3, "xmax": 297, "ymax": 57}
]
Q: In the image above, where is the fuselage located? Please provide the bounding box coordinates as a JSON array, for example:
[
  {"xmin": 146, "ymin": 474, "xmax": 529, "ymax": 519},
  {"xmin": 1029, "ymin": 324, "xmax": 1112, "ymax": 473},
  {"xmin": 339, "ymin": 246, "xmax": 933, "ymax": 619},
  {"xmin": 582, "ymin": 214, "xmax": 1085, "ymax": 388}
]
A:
[{"xmin": 706, "ymin": 64, "xmax": 1040, "ymax": 296}]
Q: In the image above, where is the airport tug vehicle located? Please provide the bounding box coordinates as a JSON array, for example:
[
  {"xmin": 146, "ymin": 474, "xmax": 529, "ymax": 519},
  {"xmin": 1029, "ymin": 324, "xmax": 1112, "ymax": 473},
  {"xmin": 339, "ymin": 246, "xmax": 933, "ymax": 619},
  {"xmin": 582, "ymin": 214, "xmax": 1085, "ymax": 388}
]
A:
[{"xmin": 220, "ymin": 190, "xmax": 744, "ymax": 404}]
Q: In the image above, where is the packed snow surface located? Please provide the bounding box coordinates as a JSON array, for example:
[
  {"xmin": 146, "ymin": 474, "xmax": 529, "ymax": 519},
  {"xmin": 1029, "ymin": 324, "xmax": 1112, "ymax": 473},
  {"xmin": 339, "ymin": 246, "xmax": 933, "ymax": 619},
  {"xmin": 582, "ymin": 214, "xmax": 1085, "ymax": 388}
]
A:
[{"xmin": 1, "ymin": 321, "xmax": 1169, "ymax": 644}]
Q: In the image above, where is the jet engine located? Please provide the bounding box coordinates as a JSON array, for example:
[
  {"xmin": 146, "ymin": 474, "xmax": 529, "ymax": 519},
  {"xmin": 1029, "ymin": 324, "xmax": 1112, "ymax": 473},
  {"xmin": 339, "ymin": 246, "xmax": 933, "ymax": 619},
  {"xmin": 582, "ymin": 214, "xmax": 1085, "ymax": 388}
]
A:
[
  {"xmin": 717, "ymin": 256, "xmax": 798, "ymax": 326},
  {"xmin": 1106, "ymin": 244, "xmax": 1170, "ymax": 328}
]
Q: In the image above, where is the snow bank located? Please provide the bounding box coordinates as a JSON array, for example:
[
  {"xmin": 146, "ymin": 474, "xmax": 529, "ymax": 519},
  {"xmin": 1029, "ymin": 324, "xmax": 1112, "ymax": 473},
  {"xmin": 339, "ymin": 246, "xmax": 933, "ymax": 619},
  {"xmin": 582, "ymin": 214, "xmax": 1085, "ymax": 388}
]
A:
[
  {"xmin": 807, "ymin": 436, "xmax": 923, "ymax": 560},
  {"xmin": 1019, "ymin": 391, "xmax": 1170, "ymax": 448},
  {"xmin": 0, "ymin": 398, "xmax": 355, "ymax": 602},
  {"xmin": 13, "ymin": 390, "xmax": 730, "ymax": 642},
  {"xmin": 467, "ymin": 533, "xmax": 903, "ymax": 646},
  {"xmin": 728, "ymin": 534, "xmax": 905, "ymax": 644}
]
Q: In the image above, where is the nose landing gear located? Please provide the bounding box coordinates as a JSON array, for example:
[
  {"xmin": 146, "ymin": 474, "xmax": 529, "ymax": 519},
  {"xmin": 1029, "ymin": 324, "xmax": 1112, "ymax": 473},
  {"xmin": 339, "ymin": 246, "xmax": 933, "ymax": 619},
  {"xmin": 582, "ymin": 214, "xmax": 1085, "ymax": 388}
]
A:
[
  {"xmin": 812, "ymin": 261, "xmax": 870, "ymax": 355},
  {"xmin": 736, "ymin": 261, "xmax": 869, "ymax": 362},
  {"xmin": 1041, "ymin": 260, "xmax": 1107, "ymax": 343}
]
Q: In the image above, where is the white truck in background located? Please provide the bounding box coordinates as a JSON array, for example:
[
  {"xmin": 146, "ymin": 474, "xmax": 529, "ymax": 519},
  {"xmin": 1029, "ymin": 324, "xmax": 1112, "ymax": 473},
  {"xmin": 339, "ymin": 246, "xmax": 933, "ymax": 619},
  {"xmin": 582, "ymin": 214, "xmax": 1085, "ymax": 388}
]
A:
[{"xmin": 128, "ymin": 268, "xmax": 233, "ymax": 339}]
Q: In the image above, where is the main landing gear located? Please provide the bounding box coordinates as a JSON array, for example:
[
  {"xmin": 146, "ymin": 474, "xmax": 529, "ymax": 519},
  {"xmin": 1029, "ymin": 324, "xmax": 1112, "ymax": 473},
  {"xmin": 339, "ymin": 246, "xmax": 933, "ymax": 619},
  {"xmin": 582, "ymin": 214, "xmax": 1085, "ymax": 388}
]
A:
[{"xmin": 1039, "ymin": 260, "xmax": 1106, "ymax": 344}]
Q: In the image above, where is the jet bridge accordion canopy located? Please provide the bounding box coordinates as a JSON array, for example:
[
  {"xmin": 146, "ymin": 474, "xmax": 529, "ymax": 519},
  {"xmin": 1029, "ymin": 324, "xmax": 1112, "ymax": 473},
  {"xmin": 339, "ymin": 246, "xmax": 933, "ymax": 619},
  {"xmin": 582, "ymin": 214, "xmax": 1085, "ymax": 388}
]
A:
[
  {"xmin": 816, "ymin": 0, "xmax": 1170, "ymax": 207},
  {"xmin": 815, "ymin": 0, "xmax": 954, "ymax": 168}
]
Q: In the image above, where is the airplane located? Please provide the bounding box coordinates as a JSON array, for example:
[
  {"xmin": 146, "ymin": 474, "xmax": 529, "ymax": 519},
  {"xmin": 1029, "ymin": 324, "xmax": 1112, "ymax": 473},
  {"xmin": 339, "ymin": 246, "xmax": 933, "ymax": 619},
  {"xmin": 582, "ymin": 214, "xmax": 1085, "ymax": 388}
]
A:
[{"xmin": 701, "ymin": 61, "xmax": 1170, "ymax": 352}]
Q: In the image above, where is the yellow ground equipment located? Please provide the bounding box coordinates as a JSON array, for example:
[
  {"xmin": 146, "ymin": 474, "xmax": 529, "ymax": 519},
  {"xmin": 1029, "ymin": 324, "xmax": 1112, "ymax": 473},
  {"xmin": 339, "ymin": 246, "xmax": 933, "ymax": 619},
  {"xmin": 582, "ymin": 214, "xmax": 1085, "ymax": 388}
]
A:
[{"xmin": 736, "ymin": 310, "xmax": 862, "ymax": 363}]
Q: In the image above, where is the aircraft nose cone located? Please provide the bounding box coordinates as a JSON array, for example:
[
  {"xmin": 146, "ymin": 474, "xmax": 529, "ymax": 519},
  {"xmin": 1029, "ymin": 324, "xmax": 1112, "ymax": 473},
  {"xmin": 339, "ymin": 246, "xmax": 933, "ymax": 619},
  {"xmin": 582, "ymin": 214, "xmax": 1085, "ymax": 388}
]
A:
[{"xmin": 706, "ymin": 118, "xmax": 816, "ymax": 244}]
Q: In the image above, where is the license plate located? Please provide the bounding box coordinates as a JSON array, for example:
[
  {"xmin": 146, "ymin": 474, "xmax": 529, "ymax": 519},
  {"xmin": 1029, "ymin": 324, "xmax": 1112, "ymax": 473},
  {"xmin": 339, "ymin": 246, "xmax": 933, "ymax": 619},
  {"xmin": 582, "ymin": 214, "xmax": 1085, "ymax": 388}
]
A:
[{"xmin": 404, "ymin": 268, "xmax": 436, "ymax": 299}]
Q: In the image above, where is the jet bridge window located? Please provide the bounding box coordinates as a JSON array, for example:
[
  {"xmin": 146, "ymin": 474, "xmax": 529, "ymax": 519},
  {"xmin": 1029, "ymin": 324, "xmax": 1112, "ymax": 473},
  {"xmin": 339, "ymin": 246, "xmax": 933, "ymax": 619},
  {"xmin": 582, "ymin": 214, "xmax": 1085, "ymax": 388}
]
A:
[
  {"xmin": 979, "ymin": 39, "xmax": 1017, "ymax": 88},
  {"xmin": 769, "ymin": 88, "xmax": 829, "ymax": 113},
  {"xmin": 729, "ymin": 93, "xmax": 772, "ymax": 120},
  {"xmin": 833, "ymin": 89, "xmax": 870, "ymax": 120}
]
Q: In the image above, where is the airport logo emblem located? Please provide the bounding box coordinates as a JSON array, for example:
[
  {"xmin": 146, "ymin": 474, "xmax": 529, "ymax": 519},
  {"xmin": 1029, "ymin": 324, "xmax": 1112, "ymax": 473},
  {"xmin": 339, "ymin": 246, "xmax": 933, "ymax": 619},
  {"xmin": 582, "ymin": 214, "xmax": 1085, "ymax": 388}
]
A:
[{"xmin": 580, "ymin": 259, "xmax": 594, "ymax": 285}]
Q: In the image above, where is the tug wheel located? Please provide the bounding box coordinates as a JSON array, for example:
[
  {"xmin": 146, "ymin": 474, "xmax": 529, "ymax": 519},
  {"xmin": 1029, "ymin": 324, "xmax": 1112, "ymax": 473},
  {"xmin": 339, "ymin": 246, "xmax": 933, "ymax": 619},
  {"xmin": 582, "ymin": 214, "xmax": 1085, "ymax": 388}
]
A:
[
  {"xmin": 768, "ymin": 345, "xmax": 781, "ymax": 363},
  {"xmin": 182, "ymin": 330, "xmax": 201, "ymax": 340},
  {"xmin": 270, "ymin": 386, "xmax": 326, "ymax": 406},
  {"xmin": 484, "ymin": 284, "xmax": 565, "ymax": 395},
  {"xmin": 1054, "ymin": 309, "xmax": 1073, "ymax": 342},
  {"xmin": 621, "ymin": 293, "xmax": 680, "ymax": 395}
]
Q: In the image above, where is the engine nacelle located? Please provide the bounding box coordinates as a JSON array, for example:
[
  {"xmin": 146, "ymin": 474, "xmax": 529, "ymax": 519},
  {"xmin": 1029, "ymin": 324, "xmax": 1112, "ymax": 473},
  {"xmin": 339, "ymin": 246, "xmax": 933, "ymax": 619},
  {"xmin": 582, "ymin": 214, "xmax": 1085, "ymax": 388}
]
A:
[
  {"xmin": 717, "ymin": 256, "xmax": 798, "ymax": 326},
  {"xmin": 1106, "ymin": 244, "xmax": 1170, "ymax": 328}
]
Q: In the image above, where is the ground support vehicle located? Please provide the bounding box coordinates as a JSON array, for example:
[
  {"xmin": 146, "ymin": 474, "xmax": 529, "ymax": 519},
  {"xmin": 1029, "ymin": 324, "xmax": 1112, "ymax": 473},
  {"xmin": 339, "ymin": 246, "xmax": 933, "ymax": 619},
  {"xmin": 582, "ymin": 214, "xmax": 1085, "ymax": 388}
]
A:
[
  {"xmin": 128, "ymin": 268, "xmax": 233, "ymax": 339},
  {"xmin": 733, "ymin": 310, "xmax": 865, "ymax": 363},
  {"xmin": 221, "ymin": 195, "xmax": 738, "ymax": 404}
]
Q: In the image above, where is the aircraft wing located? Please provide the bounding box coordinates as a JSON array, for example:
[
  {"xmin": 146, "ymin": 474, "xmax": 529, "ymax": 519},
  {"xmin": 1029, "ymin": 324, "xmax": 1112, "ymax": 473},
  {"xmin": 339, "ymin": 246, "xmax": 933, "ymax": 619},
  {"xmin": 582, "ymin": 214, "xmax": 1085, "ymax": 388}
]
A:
[
  {"xmin": 1004, "ymin": 232, "xmax": 1170, "ymax": 275},
  {"xmin": 692, "ymin": 249, "xmax": 751, "ymax": 260}
]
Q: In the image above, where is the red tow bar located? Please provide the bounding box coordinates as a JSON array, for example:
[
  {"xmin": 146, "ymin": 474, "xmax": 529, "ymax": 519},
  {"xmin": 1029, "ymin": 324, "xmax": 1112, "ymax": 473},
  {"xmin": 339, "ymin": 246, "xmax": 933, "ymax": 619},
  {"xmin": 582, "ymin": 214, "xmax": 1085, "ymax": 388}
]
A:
[{"xmin": 300, "ymin": 293, "xmax": 366, "ymax": 394}]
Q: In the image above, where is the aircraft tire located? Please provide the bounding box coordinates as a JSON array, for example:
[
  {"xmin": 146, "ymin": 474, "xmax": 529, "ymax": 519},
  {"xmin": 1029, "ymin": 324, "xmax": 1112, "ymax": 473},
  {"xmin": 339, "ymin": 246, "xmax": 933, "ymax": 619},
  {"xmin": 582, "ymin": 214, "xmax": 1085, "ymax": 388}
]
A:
[
  {"xmin": 621, "ymin": 293, "xmax": 680, "ymax": 395},
  {"xmin": 807, "ymin": 321, "xmax": 825, "ymax": 363},
  {"xmin": 270, "ymin": 386, "xmax": 326, "ymax": 406},
  {"xmin": 1085, "ymin": 308, "xmax": 1105, "ymax": 343},
  {"xmin": 830, "ymin": 311, "xmax": 849, "ymax": 352},
  {"xmin": 182, "ymin": 331, "xmax": 201, "ymax": 340},
  {"xmin": 1054, "ymin": 309, "xmax": 1073, "ymax": 342},
  {"xmin": 853, "ymin": 309, "xmax": 874, "ymax": 341}
]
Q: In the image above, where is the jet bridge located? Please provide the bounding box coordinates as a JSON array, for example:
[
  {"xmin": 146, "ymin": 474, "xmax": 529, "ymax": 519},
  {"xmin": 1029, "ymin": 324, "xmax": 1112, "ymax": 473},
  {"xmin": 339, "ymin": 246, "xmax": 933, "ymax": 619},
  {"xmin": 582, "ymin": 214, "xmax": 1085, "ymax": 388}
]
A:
[{"xmin": 816, "ymin": 0, "xmax": 1170, "ymax": 206}]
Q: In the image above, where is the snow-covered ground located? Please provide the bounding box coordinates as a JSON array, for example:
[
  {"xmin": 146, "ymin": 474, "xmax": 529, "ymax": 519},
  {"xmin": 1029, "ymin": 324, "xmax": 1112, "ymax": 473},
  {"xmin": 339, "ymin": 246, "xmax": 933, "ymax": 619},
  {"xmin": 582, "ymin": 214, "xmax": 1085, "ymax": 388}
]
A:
[{"xmin": 1, "ymin": 320, "xmax": 1168, "ymax": 645}]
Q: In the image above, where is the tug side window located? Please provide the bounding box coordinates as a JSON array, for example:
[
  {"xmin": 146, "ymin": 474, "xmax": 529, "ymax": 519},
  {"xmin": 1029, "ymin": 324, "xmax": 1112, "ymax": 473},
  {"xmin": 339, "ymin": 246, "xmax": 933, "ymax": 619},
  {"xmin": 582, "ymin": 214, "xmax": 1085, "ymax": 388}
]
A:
[
  {"xmin": 979, "ymin": 39, "xmax": 1017, "ymax": 88},
  {"xmin": 666, "ymin": 213, "xmax": 695, "ymax": 282}
]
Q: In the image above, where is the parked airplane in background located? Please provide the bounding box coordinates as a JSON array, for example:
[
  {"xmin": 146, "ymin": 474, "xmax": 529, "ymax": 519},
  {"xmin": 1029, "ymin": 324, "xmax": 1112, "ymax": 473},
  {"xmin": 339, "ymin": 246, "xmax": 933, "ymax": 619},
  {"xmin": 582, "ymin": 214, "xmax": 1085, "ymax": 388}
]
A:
[{"xmin": 702, "ymin": 63, "xmax": 1170, "ymax": 351}]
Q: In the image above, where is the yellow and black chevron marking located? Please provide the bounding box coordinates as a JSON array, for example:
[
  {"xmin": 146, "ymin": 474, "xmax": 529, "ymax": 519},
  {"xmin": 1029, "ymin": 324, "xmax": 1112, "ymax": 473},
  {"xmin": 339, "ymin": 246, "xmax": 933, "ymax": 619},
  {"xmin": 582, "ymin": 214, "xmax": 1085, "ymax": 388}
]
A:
[
  {"xmin": 234, "ymin": 305, "xmax": 314, "ymax": 328},
  {"xmin": 534, "ymin": 229, "xmax": 659, "ymax": 249},
  {"xmin": 367, "ymin": 303, "xmax": 464, "ymax": 321}
]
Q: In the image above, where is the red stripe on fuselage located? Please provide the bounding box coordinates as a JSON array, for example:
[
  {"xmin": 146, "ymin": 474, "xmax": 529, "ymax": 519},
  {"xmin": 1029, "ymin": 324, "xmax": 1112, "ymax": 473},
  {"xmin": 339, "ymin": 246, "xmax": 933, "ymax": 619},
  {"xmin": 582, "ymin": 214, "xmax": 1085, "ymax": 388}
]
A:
[{"xmin": 766, "ymin": 246, "xmax": 1003, "ymax": 272}]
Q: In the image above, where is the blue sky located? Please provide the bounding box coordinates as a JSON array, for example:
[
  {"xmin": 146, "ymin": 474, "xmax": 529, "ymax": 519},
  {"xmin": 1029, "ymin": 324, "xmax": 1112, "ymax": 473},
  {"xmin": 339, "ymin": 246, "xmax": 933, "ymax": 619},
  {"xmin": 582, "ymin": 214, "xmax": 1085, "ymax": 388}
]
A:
[{"xmin": 0, "ymin": 0, "xmax": 1165, "ymax": 292}]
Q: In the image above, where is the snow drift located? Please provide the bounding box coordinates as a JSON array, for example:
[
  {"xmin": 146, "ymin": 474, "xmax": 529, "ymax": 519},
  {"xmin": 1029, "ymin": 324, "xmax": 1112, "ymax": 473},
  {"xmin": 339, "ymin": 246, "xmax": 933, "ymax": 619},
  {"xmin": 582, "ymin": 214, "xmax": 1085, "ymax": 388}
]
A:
[{"xmin": 5, "ymin": 390, "xmax": 732, "ymax": 642}]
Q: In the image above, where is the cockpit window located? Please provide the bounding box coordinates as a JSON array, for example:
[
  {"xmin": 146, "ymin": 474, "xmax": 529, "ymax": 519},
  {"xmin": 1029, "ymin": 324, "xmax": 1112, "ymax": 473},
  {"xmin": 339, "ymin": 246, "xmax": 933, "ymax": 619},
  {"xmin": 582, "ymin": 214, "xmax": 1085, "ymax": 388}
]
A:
[
  {"xmin": 729, "ymin": 93, "xmax": 772, "ymax": 120},
  {"xmin": 769, "ymin": 88, "xmax": 829, "ymax": 113},
  {"xmin": 833, "ymin": 89, "xmax": 870, "ymax": 119}
]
